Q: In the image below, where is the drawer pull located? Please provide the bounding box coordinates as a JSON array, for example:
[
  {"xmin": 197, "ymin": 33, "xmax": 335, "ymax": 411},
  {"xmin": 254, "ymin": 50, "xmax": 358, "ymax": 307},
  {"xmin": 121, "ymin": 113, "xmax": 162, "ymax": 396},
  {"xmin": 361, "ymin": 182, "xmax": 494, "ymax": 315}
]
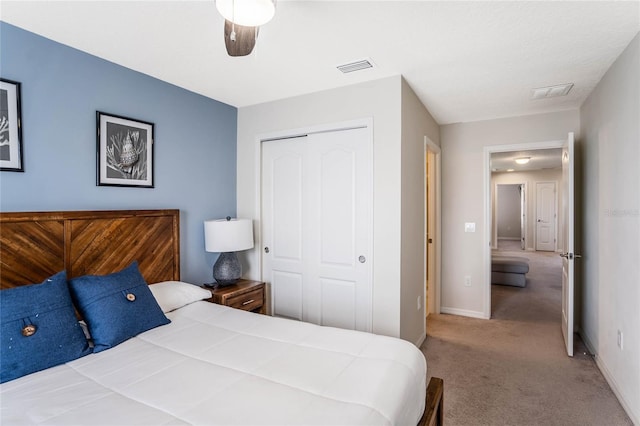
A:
[{"xmin": 242, "ymin": 299, "xmax": 255, "ymax": 306}]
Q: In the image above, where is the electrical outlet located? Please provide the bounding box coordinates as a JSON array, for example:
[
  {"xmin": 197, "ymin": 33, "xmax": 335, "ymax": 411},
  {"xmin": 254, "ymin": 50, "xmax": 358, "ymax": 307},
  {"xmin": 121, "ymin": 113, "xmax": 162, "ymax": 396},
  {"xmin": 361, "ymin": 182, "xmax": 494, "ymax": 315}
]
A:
[
  {"xmin": 617, "ymin": 330, "xmax": 623, "ymax": 350},
  {"xmin": 417, "ymin": 296, "xmax": 422, "ymax": 311},
  {"xmin": 464, "ymin": 275, "xmax": 471, "ymax": 287}
]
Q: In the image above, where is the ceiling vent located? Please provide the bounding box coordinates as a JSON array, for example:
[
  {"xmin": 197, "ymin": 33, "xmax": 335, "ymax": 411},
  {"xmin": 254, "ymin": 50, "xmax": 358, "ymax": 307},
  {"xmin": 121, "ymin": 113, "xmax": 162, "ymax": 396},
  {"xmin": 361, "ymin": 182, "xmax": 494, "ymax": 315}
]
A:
[
  {"xmin": 337, "ymin": 59, "xmax": 374, "ymax": 74},
  {"xmin": 530, "ymin": 83, "xmax": 574, "ymax": 100}
]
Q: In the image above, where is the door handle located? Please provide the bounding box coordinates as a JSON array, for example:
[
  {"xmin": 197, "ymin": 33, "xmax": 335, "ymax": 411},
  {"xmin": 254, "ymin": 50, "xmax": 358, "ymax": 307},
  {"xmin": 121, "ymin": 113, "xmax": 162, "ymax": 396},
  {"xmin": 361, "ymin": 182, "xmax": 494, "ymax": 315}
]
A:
[
  {"xmin": 358, "ymin": 255, "xmax": 366, "ymax": 263},
  {"xmin": 428, "ymin": 238, "xmax": 433, "ymax": 244},
  {"xmin": 560, "ymin": 253, "xmax": 581, "ymax": 260},
  {"xmin": 264, "ymin": 247, "xmax": 270, "ymax": 254}
]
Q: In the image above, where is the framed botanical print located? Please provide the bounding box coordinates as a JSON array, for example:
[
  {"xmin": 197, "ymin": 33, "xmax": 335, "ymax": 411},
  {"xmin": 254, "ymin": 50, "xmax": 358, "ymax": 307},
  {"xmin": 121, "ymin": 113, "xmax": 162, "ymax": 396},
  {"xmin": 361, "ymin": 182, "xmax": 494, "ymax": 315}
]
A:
[
  {"xmin": 0, "ymin": 79, "xmax": 24, "ymax": 172},
  {"xmin": 97, "ymin": 111, "xmax": 154, "ymax": 188}
]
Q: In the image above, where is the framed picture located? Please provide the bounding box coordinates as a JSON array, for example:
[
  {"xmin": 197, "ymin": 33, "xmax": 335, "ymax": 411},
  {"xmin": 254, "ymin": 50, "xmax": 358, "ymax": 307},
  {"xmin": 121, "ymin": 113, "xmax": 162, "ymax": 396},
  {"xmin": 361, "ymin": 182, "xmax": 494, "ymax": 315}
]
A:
[
  {"xmin": 97, "ymin": 111, "xmax": 154, "ymax": 188},
  {"xmin": 0, "ymin": 78, "xmax": 24, "ymax": 172}
]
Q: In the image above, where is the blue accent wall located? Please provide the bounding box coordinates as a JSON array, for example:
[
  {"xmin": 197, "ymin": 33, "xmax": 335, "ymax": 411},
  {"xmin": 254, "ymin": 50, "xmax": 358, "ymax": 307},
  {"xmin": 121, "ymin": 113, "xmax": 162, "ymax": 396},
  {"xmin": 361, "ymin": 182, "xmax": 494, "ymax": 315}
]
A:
[{"xmin": 0, "ymin": 22, "xmax": 238, "ymax": 285}]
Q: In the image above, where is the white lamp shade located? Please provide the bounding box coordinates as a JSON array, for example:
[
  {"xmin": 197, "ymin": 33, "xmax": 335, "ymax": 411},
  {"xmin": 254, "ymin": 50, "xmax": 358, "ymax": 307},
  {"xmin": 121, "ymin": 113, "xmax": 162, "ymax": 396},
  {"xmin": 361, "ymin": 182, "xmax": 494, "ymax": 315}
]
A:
[
  {"xmin": 216, "ymin": 0, "xmax": 275, "ymax": 27},
  {"xmin": 204, "ymin": 218, "xmax": 254, "ymax": 253}
]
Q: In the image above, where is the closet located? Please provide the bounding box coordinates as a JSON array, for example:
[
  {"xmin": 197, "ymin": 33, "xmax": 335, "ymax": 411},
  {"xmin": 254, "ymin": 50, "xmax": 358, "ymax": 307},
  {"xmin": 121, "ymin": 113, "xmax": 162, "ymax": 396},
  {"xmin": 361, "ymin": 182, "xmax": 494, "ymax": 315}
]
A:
[{"xmin": 261, "ymin": 126, "xmax": 373, "ymax": 331}]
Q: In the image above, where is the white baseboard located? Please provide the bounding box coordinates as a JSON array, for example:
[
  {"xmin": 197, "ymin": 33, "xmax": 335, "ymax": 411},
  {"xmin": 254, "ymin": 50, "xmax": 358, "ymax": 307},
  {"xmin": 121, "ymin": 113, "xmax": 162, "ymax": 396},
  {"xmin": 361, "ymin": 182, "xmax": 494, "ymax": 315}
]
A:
[
  {"xmin": 440, "ymin": 307, "xmax": 487, "ymax": 319},
  {"xmin": 414, "ymin": 331, "xmax": 426, "ymax": 348},
  {"xmin": 578, "ymin": 330, "xmax": 640, "ymax": 425}
]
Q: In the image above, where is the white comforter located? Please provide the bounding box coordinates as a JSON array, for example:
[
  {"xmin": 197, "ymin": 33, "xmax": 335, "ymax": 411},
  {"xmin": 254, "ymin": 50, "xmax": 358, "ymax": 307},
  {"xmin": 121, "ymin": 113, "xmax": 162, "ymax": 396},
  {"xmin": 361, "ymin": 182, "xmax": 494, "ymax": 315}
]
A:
[{"xmin": 1, "ymin": 302, "xmax": 426, "ymax": 425}]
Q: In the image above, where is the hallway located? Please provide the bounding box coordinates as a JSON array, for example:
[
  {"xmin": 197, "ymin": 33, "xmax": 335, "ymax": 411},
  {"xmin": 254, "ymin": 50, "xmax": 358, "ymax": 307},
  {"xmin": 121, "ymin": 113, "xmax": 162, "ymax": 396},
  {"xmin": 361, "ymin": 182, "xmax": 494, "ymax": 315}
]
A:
[
  {"xmin": 421, "ymin": 243, "xmax": 631, "ymax": 425},
  {"xmin": 491, "ymin": 240, "xmax": 561, "ymax": 321}
]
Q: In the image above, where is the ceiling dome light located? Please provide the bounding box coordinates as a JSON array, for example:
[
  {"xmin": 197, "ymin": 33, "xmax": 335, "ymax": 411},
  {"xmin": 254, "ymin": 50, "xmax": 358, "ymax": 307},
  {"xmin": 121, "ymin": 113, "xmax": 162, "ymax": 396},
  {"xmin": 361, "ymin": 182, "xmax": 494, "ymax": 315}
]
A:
[
  {"xmin": 216, "ymin": 0, "xmax": 276, "ymax": 27},
  {"xmin": 507, "ymin": 169, "xmax": 515, "ymax": 172},
  {"xmin": 515, "ymin": 157, "xmax": 531, "ymax": 165}
]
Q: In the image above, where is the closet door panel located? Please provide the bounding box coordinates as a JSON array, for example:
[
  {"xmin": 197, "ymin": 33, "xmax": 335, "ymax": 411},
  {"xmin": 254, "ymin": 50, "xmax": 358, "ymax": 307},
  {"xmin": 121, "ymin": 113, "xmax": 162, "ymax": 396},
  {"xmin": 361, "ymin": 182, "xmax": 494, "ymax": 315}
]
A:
[
  {"xmin": 320, "ymin": 278, "xmax": 356, "ymax": 329},
  {"xmin": 262, "ymin": 139, "xmax": 306, "ymax": 321}
]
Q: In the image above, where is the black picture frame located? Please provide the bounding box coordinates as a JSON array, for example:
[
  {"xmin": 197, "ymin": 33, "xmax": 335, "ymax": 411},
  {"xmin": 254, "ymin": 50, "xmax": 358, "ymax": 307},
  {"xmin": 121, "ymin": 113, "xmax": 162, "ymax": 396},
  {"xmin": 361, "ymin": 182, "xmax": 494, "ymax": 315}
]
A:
[
  {"xmin": 96, "ymin": 111, "xmax": 154, "ymax": 188},
  {"xmin": 0, "ymin": 78, "xmax": 24, "ymax": 172}
]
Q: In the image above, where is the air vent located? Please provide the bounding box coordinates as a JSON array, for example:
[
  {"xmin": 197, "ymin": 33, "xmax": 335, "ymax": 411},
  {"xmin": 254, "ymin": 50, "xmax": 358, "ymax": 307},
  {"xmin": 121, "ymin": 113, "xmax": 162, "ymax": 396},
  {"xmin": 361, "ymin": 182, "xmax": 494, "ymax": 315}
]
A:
[
  {"xmin": 530, "ymin": 83, "xmax": 574, "ymax": 100},
  {"xmin": 337, "ymin": 59, "xmax": 374, "ymax": 74}
]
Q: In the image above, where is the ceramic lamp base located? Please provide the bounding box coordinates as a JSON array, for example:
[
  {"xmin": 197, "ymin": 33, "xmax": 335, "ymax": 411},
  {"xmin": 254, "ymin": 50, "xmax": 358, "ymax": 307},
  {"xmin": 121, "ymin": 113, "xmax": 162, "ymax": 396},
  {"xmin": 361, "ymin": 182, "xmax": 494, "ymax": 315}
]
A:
[{"xmin": 213, "ymin": 252, "xmax": 241, "ymax": 286}]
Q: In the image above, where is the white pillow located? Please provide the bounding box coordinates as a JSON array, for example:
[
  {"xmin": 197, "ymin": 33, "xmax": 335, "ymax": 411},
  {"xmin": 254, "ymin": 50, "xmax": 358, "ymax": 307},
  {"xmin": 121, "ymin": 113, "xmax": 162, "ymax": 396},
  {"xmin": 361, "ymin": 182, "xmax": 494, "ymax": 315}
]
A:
[{"xmin": 149, "ymin": 281, "xmax": 212, "ymax": 313}]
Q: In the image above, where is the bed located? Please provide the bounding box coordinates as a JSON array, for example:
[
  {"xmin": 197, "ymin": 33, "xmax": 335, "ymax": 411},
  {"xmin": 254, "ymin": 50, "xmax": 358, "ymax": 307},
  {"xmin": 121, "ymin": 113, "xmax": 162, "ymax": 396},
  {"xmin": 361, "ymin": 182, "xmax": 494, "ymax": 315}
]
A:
[{"xmin": 0, "ymin": 209, "xmax": 444, "ymax": 426}]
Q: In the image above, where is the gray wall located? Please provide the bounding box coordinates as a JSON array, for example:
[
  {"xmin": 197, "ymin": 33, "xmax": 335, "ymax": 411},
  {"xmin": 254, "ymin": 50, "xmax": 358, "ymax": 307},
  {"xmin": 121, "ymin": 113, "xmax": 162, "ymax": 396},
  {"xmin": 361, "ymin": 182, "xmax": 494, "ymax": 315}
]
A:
[
  {"xmin": 0, "ymin": 23, "xmax": 238, "ymax": 285},
  {"xmin": 237, "ymin": 76, "xmax": 440, "ymax": 344},
  {"xmin": 440, "ymin": 110, "xmax": 580, "ymax": 317},
  {"xmin": 580, "ymin": 32, "xmax": 639, "ymax": 424},
  {"xmin": 400, "ymin": 77, "xmax": 440, "ymax": 345},
  {"xmin": 237, "ymin": 77, "xmax": 402, "ymax": 338}
]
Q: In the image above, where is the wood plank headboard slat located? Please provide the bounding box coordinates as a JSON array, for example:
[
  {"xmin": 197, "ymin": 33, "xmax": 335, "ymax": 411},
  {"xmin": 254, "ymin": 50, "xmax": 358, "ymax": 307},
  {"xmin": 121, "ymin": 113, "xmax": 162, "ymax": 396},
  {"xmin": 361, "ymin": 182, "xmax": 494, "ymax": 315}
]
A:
[{"xmin": 0, "ymin": 209, "xmax": 180, "ymax": 289}]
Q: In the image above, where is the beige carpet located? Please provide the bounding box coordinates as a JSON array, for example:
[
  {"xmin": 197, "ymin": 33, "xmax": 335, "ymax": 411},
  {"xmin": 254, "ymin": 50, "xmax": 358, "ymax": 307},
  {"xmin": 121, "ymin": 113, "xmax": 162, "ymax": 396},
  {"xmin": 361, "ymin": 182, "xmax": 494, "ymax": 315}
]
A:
[{"xmin": 421, "ymin": 243, "xmax": 632, "ymax": 426}]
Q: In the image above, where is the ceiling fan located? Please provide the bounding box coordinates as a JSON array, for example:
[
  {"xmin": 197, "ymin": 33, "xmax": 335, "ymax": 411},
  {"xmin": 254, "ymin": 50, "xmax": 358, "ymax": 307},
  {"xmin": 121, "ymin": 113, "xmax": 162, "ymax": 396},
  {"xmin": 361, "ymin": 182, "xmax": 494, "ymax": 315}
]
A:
[{"xmin": 216, "ymin": 0, "xmax": 276, "ymax": 57}]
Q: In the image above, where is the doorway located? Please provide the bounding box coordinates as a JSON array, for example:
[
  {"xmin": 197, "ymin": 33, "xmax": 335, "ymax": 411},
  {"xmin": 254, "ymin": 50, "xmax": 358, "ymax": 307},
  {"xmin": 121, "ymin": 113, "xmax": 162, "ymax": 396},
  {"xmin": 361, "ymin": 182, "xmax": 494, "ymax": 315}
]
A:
[
  {"xmin": 424, "ymin": 137, "xmax": 441, "ymax": 319},
  {"xmin": 483, "ymin": 141, "xmax": 565, "ymax": 319},
  {"xmin": 495, "ymin": 183, "xmax": 526, "ymax": 251}
]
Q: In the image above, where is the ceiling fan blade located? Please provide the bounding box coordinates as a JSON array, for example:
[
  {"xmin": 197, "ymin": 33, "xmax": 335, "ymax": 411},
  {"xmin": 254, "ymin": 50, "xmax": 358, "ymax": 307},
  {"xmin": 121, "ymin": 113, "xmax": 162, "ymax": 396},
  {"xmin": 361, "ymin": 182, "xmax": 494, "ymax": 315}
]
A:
[{"xmin": 224, "ymin": 20, "xmax": 257, "ymax": 57}]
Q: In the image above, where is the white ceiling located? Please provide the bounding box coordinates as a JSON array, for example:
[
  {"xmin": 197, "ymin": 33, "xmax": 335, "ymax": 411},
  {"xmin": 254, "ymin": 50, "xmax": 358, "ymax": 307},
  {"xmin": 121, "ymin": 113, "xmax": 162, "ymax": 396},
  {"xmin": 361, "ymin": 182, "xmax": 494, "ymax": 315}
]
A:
[{"xmin": 2, "ymin": 1, "xmax": 639, "ymax": 125}]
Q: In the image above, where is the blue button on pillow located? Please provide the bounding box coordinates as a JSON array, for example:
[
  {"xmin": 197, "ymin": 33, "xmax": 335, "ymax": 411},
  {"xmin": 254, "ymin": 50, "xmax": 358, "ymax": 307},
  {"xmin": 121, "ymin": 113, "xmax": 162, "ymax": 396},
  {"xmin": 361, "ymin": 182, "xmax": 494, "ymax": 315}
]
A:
[
  {"xmin": 0, "ymin": 271, "xmax": 92, "ymax": 383},
  {"xmin": 68, "ymin": 262, "xmax": 170, "ymax": 353}
]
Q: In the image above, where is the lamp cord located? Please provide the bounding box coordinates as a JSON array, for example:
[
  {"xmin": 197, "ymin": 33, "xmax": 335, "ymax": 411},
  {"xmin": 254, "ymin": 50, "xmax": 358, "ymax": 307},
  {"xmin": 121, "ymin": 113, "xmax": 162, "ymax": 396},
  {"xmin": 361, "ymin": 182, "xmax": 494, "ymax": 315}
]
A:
[{"xmin": 230, "ymin": 0, "xmax": 236, "ymax": 42}]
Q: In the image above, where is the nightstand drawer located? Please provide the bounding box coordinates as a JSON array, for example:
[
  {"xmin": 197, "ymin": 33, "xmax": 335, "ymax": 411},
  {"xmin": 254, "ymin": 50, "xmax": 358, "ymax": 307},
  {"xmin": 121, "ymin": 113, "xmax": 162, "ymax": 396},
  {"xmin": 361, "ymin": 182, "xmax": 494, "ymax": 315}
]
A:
[
  {"xmin": 226, "ymin": 287, "xmax": 264, "ymax": 312},
  {"xmin": 203, "ymin": 280, "xmax": 266, "ymax": 314}
]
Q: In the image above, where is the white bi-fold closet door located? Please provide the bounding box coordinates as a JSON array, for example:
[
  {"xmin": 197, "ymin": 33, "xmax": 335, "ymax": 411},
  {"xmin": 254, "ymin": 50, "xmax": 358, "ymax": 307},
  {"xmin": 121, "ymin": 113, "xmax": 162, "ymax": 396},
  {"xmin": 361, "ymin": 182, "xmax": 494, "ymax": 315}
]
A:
[{"xmin": 261, "ymin": 126, "xmax": 372, "ymax": 332}]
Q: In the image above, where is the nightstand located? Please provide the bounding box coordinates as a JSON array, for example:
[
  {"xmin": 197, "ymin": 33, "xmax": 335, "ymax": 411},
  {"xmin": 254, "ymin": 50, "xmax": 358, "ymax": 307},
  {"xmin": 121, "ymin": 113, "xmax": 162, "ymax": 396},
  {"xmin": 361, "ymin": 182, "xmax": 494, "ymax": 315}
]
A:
[{"xmin": 202, "ymin": 280, "xmax": 265, "ymax": 314}]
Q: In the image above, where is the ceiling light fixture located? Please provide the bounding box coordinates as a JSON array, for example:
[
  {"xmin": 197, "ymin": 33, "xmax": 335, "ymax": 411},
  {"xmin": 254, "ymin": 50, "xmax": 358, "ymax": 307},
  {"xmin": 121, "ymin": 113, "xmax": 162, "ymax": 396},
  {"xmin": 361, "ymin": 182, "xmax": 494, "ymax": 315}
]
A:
[
  {"xmin": 507, "ymin": 169, "xmax": 515, "ymax": 172},
  {"xmin": 216, "ymin": 0, "xmax": 276, "ymax": 57},
  {"xmin": 515, "ymin": 157, "xmax": 531, "ymax": 165}
]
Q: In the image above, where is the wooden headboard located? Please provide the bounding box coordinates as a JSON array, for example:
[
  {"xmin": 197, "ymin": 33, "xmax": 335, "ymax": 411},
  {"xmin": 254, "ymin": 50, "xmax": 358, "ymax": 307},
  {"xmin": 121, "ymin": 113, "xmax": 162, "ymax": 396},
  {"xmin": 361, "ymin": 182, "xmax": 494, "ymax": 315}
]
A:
[{"xmin": 0, "ymin": 209, "xmax": 180, "ymax": 289}]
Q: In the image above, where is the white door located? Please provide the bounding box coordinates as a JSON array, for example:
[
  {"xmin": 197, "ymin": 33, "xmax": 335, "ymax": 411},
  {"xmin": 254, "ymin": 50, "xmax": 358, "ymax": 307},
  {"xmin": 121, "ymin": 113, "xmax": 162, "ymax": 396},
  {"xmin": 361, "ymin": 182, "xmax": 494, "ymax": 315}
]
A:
[
  {"xmin": 520, "ymin": 184, "xmax": 526, "ymax": 250},
  {"xmin": 261, "ymin": 136, "xmax": 305, "ymax": 321},
  {"xmin": 536, "ymin": 182, "xmax": 556, "ymax": 251},
  {"xmin": 561, "ymin": 133, "xmax": 576, "ymax": 357},
  {"xmin": 261, "ymin": 127, "xmax": 372, "ymax": 332}
]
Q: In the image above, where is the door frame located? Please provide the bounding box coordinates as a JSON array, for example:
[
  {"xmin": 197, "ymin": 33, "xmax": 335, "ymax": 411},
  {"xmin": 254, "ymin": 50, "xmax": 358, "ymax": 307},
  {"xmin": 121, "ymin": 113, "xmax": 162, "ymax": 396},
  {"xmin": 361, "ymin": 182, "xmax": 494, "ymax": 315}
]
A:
[
  {"xmin": 424, "ymin": 137, "xmax": 442, "ymax": 317},
  {"xmin": 483, "ymin": 139, "xmax": 565, "ymax": 319},
  {"xmin": 253, "ymin": 118, "xmax": 374, "ymax": 317}
]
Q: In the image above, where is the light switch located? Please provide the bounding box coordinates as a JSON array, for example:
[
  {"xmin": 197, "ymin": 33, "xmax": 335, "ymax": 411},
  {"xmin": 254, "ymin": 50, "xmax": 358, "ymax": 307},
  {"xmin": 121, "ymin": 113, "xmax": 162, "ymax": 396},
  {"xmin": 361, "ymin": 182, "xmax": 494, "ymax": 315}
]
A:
[{"xmin": 464, "ymin": 222, "xmax": 476, "ymax": 233}]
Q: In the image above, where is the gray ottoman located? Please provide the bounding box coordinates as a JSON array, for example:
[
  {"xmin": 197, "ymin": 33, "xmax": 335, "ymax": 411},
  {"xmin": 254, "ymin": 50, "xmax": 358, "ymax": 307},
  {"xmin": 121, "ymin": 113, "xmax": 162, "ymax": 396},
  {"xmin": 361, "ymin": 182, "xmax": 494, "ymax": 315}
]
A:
[{"xmin": 491, "ymin": 256, "xmax": 529, "ymax": 287}]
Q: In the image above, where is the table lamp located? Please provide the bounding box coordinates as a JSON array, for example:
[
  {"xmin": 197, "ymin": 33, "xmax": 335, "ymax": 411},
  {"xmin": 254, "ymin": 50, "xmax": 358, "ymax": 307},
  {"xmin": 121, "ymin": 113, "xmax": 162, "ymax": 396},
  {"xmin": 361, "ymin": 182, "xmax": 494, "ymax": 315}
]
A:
[{"xmin": 204, "ymin": 217, "xmax": 254, "ymax": 286}]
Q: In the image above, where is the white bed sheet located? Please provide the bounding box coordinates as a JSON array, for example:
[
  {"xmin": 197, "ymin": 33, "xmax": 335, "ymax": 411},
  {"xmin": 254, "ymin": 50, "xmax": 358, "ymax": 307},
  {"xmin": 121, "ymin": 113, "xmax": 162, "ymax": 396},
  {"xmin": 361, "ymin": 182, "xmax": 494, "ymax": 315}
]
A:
[{"xmin": 1, "ymin": 301, "xmax": 426, "ymax": 425}]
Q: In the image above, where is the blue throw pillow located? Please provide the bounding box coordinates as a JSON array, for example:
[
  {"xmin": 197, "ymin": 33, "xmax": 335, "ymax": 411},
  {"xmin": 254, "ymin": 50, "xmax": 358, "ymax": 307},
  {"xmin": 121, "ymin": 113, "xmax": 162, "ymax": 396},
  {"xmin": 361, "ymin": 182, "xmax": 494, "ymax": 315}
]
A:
[
  {"xmin": 0, "ymin": 271, "xmax": 92, "ymax": 383},
  {"xmin": 68, "ymin": 262, "xmax": 170, "ymax": 352}
]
